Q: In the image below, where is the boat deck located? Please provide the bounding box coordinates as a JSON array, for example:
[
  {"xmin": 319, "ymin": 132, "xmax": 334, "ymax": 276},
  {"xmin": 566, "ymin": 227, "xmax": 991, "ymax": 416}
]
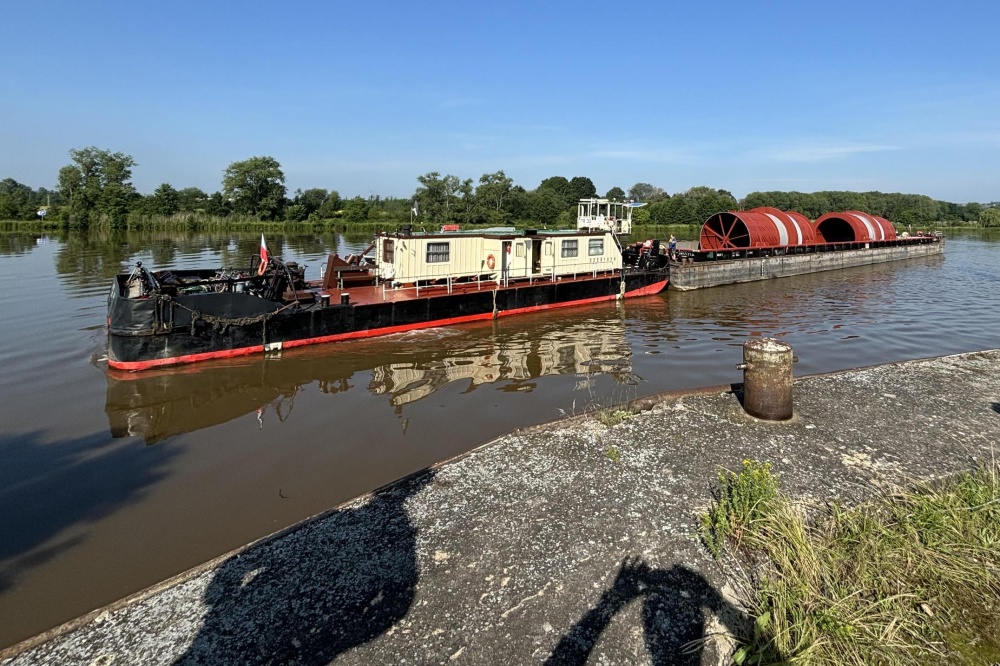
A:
[{"xmin": 310, "ymin": 271, "xmax": 622, "ymax": 307}]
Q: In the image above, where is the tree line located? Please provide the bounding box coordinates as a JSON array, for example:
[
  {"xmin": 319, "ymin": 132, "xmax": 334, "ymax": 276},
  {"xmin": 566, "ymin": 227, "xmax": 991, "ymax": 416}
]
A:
[{"xmin": 1, "ymin": 146, "xmax": 997, "ymax": 229}]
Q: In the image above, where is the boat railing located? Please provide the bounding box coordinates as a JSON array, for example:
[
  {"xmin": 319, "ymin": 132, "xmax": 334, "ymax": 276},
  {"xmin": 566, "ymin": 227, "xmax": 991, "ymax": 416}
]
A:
[{"xmin": 379, "ymin": 257, "xmax": 623, "ymax": 299}]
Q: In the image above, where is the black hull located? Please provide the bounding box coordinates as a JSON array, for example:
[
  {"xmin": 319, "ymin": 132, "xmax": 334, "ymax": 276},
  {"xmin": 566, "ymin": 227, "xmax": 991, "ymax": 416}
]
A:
[{"xmin": 108, "ymin": 269, "xmax": 668, "ymax": 371}]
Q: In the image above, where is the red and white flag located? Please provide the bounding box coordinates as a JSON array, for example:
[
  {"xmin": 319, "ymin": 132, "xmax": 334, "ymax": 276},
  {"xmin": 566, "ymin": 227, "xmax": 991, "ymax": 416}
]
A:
[{"xmin": 258, "ymin": 234, "xmax": 270, "ymax": 275}]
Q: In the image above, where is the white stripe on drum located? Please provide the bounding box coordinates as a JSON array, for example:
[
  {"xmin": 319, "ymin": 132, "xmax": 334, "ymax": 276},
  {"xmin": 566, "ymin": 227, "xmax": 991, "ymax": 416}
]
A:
[
  {"xmin": 784, "ymin": 213, "xmax": 803, "ymax": 244},
  {"xmin": 764, "ymin": 213, "xmax": 789, "ymax": 246},
  {"xmin": 851, "ymin": 213, "xmax": 877, "ymax": 241}
]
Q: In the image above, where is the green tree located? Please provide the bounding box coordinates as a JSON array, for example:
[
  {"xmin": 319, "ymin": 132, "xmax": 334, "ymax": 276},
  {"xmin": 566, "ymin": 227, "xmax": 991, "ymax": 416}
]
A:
[
  {"xmin": 0, "ymin": 178, "xmax": 32, "ymax": 219},
  {"xmin": 627, "ymin": 182, "xmax": 668, "ymax": 202},
  {"xmin": 631, "ymin": 206, "xmax": 651, "ymax": 225},
  {"xmin": 683, "ymin": 186, "xmax": 737, "ymax": 222},
  {"xmin": 57, "ymin": 147, "xmax": 137, "ymax": 227},
  {"xmin": 537, "ymin": 176, "xmax": 572, "ymax": 202},
  {"xmin": 476, "ymin": 170, "xmax": 514, "ymax": 214},
  {"xmin": 742, "ymin": 191, "xmax": 772, "ymax": 209},
  {"xmin": 522, "ymin": 188, "xmax": 566, "ymax": 226},
  {"xmin": 961, "ymin": 202, "xmax": 983, "ymax": 222},
  {"xmin": 567, "ymin": 176, "xmax": 597, "ymax": 201},
  {"xmin": 204, "ymin": 192, "xmax": 231, "ymax": 217},
  {"xmin": 415, "ymin": 172, "xmax": 462, "ymax": 222},
  {"xmin": 457, "ymin": 178, "xmax": 477, "ymax": 224},
  {"xmin": 316, "ymin": 190, "xmax": 342, "ymax": 218},
  {"xmin": 57, "ymin": 165, "xmax": 85, "ymax": 224},
  {"xmin": 297, "ymin": 188, "xmax": 328, "ymax": 216},
  {"xmin": 222, "ymin": 156, "xmax": 286, "ymax": 219},
  {"xmin": 286, "ymin": 187, "xmax": 329, "ymax": 221},
  {"xmin": 176, "ymin": 187, "xmax": 208, "ymax": 212},
  {"xmin": 284, "ymin": 203, "xmax": 308, "ymax": 222},
  {"xmin": 371, "ymin": 196, "xmax": 410, "ymax": 222},
  {"xmin": 605, "ymin": 186, "xmax": 625, "ymax": 200},
  {"xmin": 342, "ymin": 196, "xmax": 370, "ymax": 223},
  {"xmin": 819, "ymin": 191, "xmax": 865, "ymax": 215},
  {"xmin": 149, "ymin": 183, "xmax": 179, "ymax": 216},
  {"xmin": 980, "ymin": 207, "xmax": 1000, "ymax": 228},
  {"xmin": 649, "ymin": 195, "xmax": 698, "ymax": 226}
]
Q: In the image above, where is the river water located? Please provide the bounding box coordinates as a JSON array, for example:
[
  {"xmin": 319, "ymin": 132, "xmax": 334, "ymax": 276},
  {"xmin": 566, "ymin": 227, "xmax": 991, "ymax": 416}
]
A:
[{"xmin": 0, "ymin": 228, "xmax": 997, "ymax": 648}]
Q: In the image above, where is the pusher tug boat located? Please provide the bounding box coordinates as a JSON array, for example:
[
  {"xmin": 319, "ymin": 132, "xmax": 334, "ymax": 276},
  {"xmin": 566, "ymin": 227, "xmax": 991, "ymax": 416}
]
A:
[{"xmin": 106, "ymin": 199, "xmax": 669, "ymax": 372}]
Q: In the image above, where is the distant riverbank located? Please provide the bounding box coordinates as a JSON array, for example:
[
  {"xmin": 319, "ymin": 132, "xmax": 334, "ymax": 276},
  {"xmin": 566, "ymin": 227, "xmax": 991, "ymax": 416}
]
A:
[{"xmin": 0, "ymin": 216, "xmax": 974, "ymax": 241}]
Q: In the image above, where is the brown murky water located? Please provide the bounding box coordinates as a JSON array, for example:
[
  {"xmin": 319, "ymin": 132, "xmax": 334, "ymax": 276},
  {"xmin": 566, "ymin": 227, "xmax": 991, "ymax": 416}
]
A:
[{"xmin": 0, "ymin": 228, "xmax": 998, "ymax": 648}]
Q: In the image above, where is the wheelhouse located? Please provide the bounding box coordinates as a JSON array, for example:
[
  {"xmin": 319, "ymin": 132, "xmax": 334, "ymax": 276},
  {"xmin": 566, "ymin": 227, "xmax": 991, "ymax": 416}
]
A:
[{"xmin": 576, "ymin": 198, "xmax": 647, "ymax": 234}]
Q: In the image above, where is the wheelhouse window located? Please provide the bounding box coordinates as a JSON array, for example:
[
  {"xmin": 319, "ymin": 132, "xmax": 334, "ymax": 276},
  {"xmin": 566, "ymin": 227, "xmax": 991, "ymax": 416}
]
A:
[
  {"xmin": 383, "ymin": 239, "xmax": 394, "ymax": 263},
  {"xmin": 588, "ymin": 239, "xmax": 604, "ymax": 256},
  {"xmin": 426, "ymin": 242, "xmax": 450, "ymax": 263},
  {"xmin": 561, "ymin": 240, "xmax": 578, "ymax": 258}
]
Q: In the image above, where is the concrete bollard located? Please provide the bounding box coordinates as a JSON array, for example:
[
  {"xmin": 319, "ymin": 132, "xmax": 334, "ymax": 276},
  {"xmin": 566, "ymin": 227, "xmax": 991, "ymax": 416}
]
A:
[{"xmin": 736, "ymin": 338, "xmax": 794, "ymax": 420}]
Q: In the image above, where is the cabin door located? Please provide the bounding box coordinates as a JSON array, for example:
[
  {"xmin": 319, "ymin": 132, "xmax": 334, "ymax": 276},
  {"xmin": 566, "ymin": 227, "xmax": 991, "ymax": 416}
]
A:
[
  {"xmin": 531, "ymin": 240, "xmax": 542, "ymax": 274},
  {"xmin": 501, "ymin": 241, "xmax": 512, "ymax": 281}
]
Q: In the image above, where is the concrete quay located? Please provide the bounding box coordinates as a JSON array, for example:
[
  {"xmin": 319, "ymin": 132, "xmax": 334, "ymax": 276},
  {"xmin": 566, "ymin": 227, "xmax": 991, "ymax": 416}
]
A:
[{"xmin": 3, "ymin": 348, "xmax": 999, "ymax": 665}]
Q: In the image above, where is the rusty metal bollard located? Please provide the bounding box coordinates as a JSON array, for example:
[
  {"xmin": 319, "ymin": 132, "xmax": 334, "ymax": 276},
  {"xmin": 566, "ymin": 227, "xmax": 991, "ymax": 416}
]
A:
[{"xmin": 735, "ymin": 338, "xmax": 794, "ymax": 420}]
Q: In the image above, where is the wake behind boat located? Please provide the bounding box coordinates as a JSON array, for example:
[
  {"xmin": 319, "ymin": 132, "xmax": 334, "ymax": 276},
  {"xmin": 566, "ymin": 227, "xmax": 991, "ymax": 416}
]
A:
[{"xmin": 107, "ymin": 199, "xmax": 669, "ymax": 372}]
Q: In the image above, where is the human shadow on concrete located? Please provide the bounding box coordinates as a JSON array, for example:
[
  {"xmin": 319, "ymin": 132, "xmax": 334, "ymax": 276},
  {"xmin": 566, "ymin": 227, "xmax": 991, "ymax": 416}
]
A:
[
  {"xmin": 545, "ymin": 558, "xmax": 751, "ymax": 666},
  {"xmin": 175, "ymin": 470, "xmax": 435, "ymax": 665},
  {"xmin": 0, "ymin": 430, "xmax": 177, "ymax": 594}
]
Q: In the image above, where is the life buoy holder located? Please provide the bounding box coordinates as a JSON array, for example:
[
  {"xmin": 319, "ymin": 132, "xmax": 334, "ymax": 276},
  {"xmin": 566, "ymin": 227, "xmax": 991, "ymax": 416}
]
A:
[{"xmin": 486, "ymin": 254, "xmax": 496, "ymax": 270}]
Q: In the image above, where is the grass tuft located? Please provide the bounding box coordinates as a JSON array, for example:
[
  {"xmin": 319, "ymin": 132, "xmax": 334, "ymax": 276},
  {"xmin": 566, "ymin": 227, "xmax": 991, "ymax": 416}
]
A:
[
  {"xmin": 593, "ymin": 408, "xmax": 634, "ymax": 427},
  {"xmin": 700, "ymin": 459, "xmax": 781, "ymax": 559},
  {"xmin": 702, "ymin": 461, "xmax": 1000, "ymax": 665}
]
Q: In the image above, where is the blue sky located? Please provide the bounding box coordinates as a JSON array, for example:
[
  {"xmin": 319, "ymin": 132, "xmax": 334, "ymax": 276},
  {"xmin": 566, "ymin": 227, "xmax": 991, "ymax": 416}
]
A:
[{"xmin": 2, "ymin": 0, "xmax": 997, "ymax": 203}]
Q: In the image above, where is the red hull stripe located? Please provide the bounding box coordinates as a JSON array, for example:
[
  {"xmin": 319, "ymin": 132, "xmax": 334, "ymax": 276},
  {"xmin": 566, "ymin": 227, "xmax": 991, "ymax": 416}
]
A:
[
  {"xmin": 624, "ymin": 278, "xmax": 669, "ymax": 297},
  {"xmin": 108, "ymin": 279, "xmax": 668, "ymax": 372}
]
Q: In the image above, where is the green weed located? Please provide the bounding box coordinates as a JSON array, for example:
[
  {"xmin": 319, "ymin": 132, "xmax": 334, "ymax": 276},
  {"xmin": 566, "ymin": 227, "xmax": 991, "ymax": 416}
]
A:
[
  {"xmin": 594, "ymin": 408, "xmax": 634, "ymax": 427},
  {"xmin": 700, "ymin": 459, "xmax": 781, "ymax": 559},
  {"xmin": 702, "ymin": 461, "xmax": 1000, "ymax": 665}
]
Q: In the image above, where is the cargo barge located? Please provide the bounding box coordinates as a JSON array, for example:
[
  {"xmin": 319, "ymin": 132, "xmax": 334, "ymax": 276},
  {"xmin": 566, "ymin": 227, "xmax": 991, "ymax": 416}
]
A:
[{"xmin": 668, "ymin": 207, "xmax": 944, "ymax": 290}]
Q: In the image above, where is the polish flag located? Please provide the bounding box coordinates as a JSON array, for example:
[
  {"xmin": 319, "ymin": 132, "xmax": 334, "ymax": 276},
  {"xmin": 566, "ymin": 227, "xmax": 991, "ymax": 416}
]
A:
[{"xmin": 258, "ymin": 234, "xmax": 270, "ymax": 275}]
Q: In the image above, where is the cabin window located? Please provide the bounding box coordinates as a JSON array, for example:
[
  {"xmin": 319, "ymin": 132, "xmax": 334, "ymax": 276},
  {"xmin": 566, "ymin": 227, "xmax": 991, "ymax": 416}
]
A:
[
  {"xmin": 383, "ymin": 239, "xmax": 394, "ymax": 263},
  {"xmin": 516, "ymin": 243, "xmax": 525, "ymax": 258},
  {"xmin": 544, "ymin": 241, "xmax": 553, "ymax": 256},
  {"xmin": 426, "ymin": 242, "xmax": 450, "ymax": 263},
  {"xmin": 561, "ymin": 240, "xmax": 578, "ymax": 258},
  {"xmin": 589, "ymin": 239, "xmax": 604, "ymax": 256}
]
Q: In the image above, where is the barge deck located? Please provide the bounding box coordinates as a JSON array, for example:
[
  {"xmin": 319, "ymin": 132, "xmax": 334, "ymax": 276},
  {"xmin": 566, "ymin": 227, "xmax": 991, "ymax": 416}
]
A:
[{"xmin": 669, "ymin": 235, "xmax": 943, "ymax": 290}]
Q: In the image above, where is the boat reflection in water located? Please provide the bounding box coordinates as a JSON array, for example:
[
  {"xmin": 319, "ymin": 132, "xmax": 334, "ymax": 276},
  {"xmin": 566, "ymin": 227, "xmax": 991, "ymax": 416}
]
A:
[
  {"xmin": 369, "ymin": 316, "xmax": 636, "ymax": 408},
  {"xmin": 105, "ymin": 305, "xmax": 638, "ymax": 444},
  {"xmin": 104, "ymin": 360, "xmax": 335, "ymax": 444}
]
